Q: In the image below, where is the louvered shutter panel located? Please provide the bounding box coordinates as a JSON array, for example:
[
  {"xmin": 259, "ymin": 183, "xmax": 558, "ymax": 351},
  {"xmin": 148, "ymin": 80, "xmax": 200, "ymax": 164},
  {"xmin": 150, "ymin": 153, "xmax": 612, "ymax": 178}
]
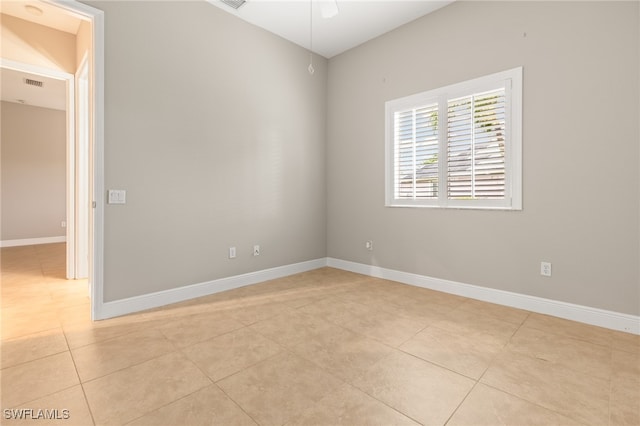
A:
[
  {"xmin": 394, "ymin": 110, "xmax": 414, "ymax": 199},
  {"xmin": 447, "ymin": 89, "xmax": 506, "ymax": 200},
  {"xmin": 393, "ymin": 104, "xmax": 438, "ymax": 200},
  {"xmin": 415, "ymin": 105, "xmax": 439, "ymax": 199}
]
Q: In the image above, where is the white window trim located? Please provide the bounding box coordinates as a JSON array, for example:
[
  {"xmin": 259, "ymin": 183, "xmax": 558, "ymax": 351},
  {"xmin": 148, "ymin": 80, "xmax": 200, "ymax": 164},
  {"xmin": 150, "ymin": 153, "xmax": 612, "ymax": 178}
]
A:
[{"xmin": 385, "ymin": 67, "xmax": 523, "ymax": 210}]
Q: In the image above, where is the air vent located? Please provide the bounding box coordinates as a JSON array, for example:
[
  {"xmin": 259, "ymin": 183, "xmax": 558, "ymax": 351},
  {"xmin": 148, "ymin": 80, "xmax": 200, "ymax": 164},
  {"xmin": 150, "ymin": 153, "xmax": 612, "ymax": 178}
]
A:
[
  {"xmin": 24, "ymin": 78, "xmax": 43, "ymax": 88},
  {"xmin": 220, "ymin": 0, "xmax": 246, "ymax": 9}
]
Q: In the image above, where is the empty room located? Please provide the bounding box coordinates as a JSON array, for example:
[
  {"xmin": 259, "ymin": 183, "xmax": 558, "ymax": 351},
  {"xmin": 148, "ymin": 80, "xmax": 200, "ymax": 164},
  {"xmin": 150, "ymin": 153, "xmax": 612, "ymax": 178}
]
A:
[{"xmin": 1, "ymin": 0, "xmax": 638, "ymax": 425}]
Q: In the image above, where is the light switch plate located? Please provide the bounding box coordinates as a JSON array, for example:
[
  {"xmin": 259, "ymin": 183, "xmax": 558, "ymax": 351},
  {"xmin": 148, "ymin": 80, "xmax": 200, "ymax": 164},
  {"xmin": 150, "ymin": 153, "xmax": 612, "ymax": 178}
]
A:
[{"xmin": 108, "ymin": 189, "xmax": 126, "ymax": 204}]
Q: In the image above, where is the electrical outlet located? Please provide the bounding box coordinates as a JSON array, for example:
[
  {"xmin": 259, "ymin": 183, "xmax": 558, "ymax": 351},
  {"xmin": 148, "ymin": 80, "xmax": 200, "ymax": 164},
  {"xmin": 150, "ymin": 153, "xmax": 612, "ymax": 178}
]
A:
[
  {"xmin": 229, "ymin": 247, "xmax": 236, "ymax": 259},
  {"xmin": 365, "ymin": 240, "xmax": 373, "ymax": 251},
  {"xmin": 253, "ymin": 245, "xmax": 260, "ymax": 256},
  {"xmin": 61, "ymin": 221, "xmax": 66, "ymax": 228},
  {"xmin": 540, "ymin": 261, "xmax": 552, "ymax": 277}
]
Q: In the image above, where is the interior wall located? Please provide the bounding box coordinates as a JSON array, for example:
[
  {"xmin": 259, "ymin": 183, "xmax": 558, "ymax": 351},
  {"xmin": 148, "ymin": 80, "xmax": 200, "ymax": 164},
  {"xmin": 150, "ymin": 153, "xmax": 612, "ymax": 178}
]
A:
[
  {"xmin": 326, "ymin": 1, "xmax": 640, "ymax": 315},
  {"xmin": 89, "ymin": 1, "xmax": 328, "ymax": 302},
  {"xmin": 0, "ymin": 13, "xmax": 76, "ymax": 73},
  {"xmin": 1, "ymin": 101, "xmax": 66, "ymax": 241}
]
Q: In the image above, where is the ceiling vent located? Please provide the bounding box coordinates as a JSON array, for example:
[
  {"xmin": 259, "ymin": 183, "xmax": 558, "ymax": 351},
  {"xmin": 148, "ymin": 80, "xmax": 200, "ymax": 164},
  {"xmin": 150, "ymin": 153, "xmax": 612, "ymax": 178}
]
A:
[
  {"xmin": 220, "ymin": 0, "xmax": 246, "ymax": 10},
  {"xmin": 24, "ymin": 78, "xmax": 44, "ymax": 88}
]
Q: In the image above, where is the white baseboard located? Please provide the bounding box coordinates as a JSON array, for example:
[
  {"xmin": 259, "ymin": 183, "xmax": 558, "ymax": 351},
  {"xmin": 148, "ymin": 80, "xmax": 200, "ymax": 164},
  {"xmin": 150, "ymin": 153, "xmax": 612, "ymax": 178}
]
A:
[
  {"xmin": 95, "ymin": 255, "xmax": 639, "ymax": 335},
  {"xmin": 0, "ymin": 236, "xmax": 66, "ymax": 248},
  {"xmin": 327, "ymin": 258, "xmax": 640, "ymax": 335},
  {"xmin": 96, "ymin": 258, "xmax": 327, "ymax": 320}
]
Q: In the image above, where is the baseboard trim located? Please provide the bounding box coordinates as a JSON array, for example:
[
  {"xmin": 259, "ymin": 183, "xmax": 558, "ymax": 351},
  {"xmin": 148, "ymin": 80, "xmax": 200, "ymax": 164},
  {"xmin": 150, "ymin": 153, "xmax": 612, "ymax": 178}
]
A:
[
  {"xmin": 0, "ymin": 236, "xmax": 66, "ymax": 248},
  {"xmin": 96, "ymin": 255, "xmax": 639, "ymax": 334},
  {"xmin": 327, "ymin": 258, "xmax": 640, "ymax": 335},
  {"xmin": 96, "ymin": 258, "xmax": 327, "ymax": 320}
]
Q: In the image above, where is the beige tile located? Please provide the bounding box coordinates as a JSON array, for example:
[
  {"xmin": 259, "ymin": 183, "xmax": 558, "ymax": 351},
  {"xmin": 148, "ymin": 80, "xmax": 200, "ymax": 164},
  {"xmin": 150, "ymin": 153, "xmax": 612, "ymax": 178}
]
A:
[
  {"xmin": 83, "ymin": 351, "xmax": 211, "ymax": 425},
  {"xmin": 393, "ymin": 285, "xmax": 466, "ymax": 309},
  {"xmin": 613, "ymin": 349, "xmax": 640, "ymax": 377},
  {"xmin": 217, "ymin": 352, "xmax": 343, "ymax": 426},
  {"xmin": 481, "ymin": 350, "xmax": 609, "ymax": 426},
  {"xmin": 611, "ymin": 350, "xmax": 640, "ymax": 426},
  {"xmin": 48, "ymin": 279, "xmax": 90, "ymax": 306},
  {"xmin": 281, "ymin": 293, "xmax": 330, "ymax": 309},
  {"xmin": 3, "ymin": 246, "xmax": 630, "ymax": 426},
  {"xmin": 611, "ymin": 376, "xmax": 640, "ymax": 426},
  {"xmin": 286, "ymin": 383, "xmax": 420, "ymax": 426},
  {"xmin": 224, "ymin": 301, "xmax": 297, "ymax": 326},
  {"xmin": 57, "ymin": 303, "xmax": 92, "ymax": 326},
  {"xmin": 302, "ymin": 268, "xmax": 369, "ymax": 287},
  {"xmin": 1, "ymin": 328, "xmax": 68, "ymax": 369},
  {"xmin": 507, "ymin": 326, "xmax": 612, "ymax": 379},
  {"xmin": 61, "ymin": 310, "xmax": 163, "ymax": 349},
  {"xmin": 276, "ymin": 286, "xmax": 332, "ymax": 309},
  {"xmin": 613, "ymin": 330, "xmax": 640, "ymax": 354},
  {"xmin": 297, "ymin": 296, "xmax": 378, "ymax": 326},
  {"xmin": 1, "ymin": 283, "xmax": 53, "ymax": 308},
  {"xmin": 138, "ymin": 300, "xmax": 211, "ymax": 321},
  {"xmin": 434, "ymin": 308, "xmax": 519, "ymax": 344},
  {"xmin": 352, "ymin": 351, "xmax": 474, "ymax": 425},
  {"xmin": 343, "ymin": 309, "xmax": 427, "ymax": 347},
  {"xmin": 72, "ymin": 328, "xmax": 177, "ymax": 382},
  {"xmin": 522, "ymin": 313, "xmax": 614, "ymax": 347},
  {"xmin": 183, "ymin": 327, "xmax": 282, "ymax": 382},
  {"xmin": 1, "ymin": 305, "xmax": 61, "ymax": 341},
  {"xmin": 455, "ymin": 299, "xmax": 529, "ymax": 325},
  {"xmin": 2, "ymin": 385, "xmax": 94, "ymax": 426},
  {"xmin": 400, "ymin": 325, "xmax": 504, "ymax": 379},
  {"xmin": 157, "ymin": 311, "xmax": 244, "ymax": 348},
  {"xmin": 0, "ymin": 352, "xmax": 80, "ymax": 408},
  {"xmin": 1, "ymin": 271, "xmax": 46, "ymax": 287},
  {"xmin": 448, "ymin": 383, "xmax": 583, "ymax": 426},
  {"xmin": 344, "ymin": 276, "xmax": 392, "ymax": 292},
  {"xmin": 250, "ymin": 311, "xmax": 343, "ymax": 349},
  {"xmin": 373, "ymin": 295, "xmax": 453, "ymax": 323},
  {"xmin": 290, "ymin": 326, "xmax": 393, "ymax": 383},
  {"xmin": 126, "ymin": 384, "xmax": 256, "ymax": 426},
  {"xmin": 336, "ymin": 288, "xmax": 396, "ymax": 309}
]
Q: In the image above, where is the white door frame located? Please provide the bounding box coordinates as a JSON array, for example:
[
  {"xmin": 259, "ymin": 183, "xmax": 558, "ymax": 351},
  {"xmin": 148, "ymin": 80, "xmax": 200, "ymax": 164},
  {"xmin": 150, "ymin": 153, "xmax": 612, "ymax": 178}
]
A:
[
  {"xmin": 47, "ymin": 0, "xmax": 105, "ymax": 321},
  {"xmin": 75, "ymin": 54, "xmax": 90, "ymax": 280},
  {"xmin": 0, "ymin": 59, "xmax": 75, "ymax": 276}
]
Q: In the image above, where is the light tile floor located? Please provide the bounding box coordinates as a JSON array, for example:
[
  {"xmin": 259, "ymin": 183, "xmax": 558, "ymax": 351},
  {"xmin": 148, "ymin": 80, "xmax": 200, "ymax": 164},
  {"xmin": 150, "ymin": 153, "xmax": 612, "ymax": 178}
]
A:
[{"xmin": 1, "ymin": 243, "xmax": 638, "ymax": 425}]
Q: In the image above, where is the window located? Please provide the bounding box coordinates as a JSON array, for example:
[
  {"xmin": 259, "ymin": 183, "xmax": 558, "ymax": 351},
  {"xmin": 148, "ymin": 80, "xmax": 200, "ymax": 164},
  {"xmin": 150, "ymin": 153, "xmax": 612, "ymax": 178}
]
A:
[{"xmin": 385, "ymin": 67, "xmax": 522, "ymax": 210}]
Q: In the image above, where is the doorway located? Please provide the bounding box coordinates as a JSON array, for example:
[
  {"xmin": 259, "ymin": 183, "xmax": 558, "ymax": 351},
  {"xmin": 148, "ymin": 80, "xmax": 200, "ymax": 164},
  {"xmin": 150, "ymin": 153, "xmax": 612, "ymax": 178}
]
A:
[{"xmin": 0, "ymin": 0, "xmax": 104, "ymax": 320}]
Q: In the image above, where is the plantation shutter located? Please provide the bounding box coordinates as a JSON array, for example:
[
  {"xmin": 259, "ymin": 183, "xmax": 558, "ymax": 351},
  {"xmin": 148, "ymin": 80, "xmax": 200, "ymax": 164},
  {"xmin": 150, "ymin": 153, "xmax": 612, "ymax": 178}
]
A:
[
  {"xmin": 447, "ymin": 89, "xmax": 506, "ymax": 200},
  {"xmin": 385, "ymin": 67, "xmax": 521, "ymax": 209},
  {"xmin": 393, "ymin": 104, "xmax": 438, "ymax": 200}
]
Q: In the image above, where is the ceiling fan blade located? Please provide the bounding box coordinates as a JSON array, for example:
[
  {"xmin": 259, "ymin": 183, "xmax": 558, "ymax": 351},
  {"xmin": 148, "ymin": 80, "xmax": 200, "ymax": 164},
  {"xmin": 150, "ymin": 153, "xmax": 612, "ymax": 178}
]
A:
[{"xmin": 321, "ymin": 0, "xmax": 339, "ymax": 19}]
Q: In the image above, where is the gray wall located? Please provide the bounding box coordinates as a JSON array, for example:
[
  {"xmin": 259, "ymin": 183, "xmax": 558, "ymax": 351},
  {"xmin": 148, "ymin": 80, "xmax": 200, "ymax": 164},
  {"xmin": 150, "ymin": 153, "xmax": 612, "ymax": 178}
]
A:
[
  {"xmin": 326, "ymin": 1, "xmax": 640, "ymax": 315},
  {"xmin": 1, "ymin": 101, "xmax": 66, "ymax": 241},
  {"xmin": 91, "ymin": 1, "xmax": 327, "ymax": 302}
]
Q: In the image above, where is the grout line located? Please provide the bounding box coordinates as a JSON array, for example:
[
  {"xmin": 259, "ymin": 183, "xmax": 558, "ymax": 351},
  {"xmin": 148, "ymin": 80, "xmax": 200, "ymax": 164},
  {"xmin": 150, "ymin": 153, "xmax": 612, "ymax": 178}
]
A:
[
  {"xmin": 78, "ymin": 379, "xmax": 97, "ymax": 425},
  {"xmin": 215, "ymin": 382, "xmax": 262, "ymax": 425},
  {"xmin": 2, "ymin": 244, "xmax": 632, "ymax": 426},
  {"xmin": 443, "ymin": 380, "xmax": 479, "ymax": 426},
  {"xmin": 120, "ymin": 377, "xmax": 213, "ymax": 425}
]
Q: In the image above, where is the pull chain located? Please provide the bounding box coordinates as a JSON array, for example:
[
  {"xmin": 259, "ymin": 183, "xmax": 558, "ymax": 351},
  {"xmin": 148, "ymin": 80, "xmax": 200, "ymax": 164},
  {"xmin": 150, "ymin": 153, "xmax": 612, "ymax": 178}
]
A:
[{"xmin": 308, "ymin": 0, "xmax": 315, "ymax": 75}]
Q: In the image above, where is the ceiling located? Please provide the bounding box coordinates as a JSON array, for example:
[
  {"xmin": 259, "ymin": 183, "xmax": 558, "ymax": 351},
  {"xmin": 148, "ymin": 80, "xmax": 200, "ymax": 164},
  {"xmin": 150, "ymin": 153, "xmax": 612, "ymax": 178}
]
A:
[
  {"xmin": 0, "ymin": 0, "xmax": 453, "ymax": 109},
  {"xmin": 0, "ymin": 0, "xmax": 82, "ymax": 34},
  {"xmin": 206, "ymin": 0, "xmax": 454, "ymax": 58},
  {"xmin": 1, "ymin": 67, "xmax": 67, "ymax": 110},
  {"xmin": 1, "ymin": 1, "xmax": 80, "ymax": 110}
]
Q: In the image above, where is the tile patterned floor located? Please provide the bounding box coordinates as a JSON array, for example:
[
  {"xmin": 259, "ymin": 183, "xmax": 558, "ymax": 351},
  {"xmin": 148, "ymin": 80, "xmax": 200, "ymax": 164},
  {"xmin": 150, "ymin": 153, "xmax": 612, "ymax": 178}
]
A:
[{"xmin": 1, "ymin": 243, "xmax": 638, "ymax": 425}]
